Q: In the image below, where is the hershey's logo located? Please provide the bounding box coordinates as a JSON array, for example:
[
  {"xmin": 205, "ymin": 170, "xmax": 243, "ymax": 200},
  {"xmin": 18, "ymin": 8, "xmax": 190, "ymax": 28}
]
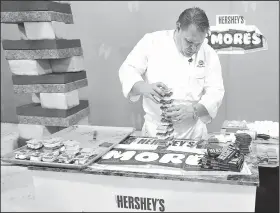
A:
[{"xmin": 115, "ymin": 195, "xmax": 165, "ymax": 212}]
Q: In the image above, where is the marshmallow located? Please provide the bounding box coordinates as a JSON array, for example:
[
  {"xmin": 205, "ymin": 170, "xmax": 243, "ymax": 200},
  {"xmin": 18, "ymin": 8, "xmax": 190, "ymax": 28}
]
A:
[
  {"xmin": 18, "ymin": 21, "xmax": 71, "ymax": 40},
  {"xmin": 31, "ymin": 93, "xmax": 41, "ymax": 103},
  {"xmin": 40, "ymin": 89, "xmax": 80, "ymax": 110},
  {"xmin": 18, "ymin": 124, "xmax": 61, "ymax": 140},
  {"xmin": 51, "ymin": 56, "xmax": 85, "ymax": 72},
  {"xmin": 8, "ymin": 59, "xmax": 52, "ymax": 75}
]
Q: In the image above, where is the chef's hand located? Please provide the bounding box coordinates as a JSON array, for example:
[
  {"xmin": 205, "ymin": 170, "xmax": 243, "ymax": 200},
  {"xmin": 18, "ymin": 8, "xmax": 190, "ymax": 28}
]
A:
[
  {"xmin": 133, "ymin": 81, "xmax": 168, "ymax": 103},
  {"xmin": 164, "ymin": 104, "xmax": 196, "ymax": 123}
]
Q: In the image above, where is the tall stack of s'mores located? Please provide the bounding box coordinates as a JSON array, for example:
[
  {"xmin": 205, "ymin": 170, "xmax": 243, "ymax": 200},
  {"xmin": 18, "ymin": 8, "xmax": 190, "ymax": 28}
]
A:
[
  {"xmin": 156, "ymin": 88, "xmax": 175, "ymax": 146},
  {"xmin": 1, "ymin": 1, "xmax": 89, "ymax": 141}
]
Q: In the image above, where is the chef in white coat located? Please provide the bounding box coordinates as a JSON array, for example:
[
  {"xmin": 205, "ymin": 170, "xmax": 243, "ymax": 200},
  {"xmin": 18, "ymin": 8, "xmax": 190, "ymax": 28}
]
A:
[{"xmin": 119, "ymin": 7, "xmax": 224, "ymax": 140}]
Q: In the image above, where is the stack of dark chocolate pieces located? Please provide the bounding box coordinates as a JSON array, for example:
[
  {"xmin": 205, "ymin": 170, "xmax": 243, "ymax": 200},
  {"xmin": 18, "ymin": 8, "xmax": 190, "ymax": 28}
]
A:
[
  {"xmin": 156, "ymin": 88, "xmax": 174, "ymax": 147},
  {"xmin": 200, "ymin": 144, "xmax": 245, "ymax": 172},
  {"xmin": 234, "ymin": 133, "xmax": 252, "ymax": 155}
]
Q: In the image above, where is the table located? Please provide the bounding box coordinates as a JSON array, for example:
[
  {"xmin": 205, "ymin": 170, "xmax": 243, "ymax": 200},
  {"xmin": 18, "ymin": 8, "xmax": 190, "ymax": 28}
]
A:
[{"xmin": 1, "ymin": 124, "xmax": 260, "ymax": 212}]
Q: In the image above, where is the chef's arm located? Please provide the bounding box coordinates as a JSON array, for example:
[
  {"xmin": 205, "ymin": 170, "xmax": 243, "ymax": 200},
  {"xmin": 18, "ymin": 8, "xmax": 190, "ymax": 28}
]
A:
[
  {"xmin": 194, "ymin": 52, "xmax": 225, "ymax": 124},
  {"xmin": 119, "ymin": 34, "xmax": 152, "ymax": 102}
]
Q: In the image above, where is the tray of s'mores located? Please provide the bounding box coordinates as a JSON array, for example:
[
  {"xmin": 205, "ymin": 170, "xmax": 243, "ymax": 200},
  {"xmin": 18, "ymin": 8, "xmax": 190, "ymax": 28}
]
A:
[
  {"xmin": 1, "ymin": 137, "xmax": 109, "ymax": 169},
  {"xmin": 156, "ymin": 88, "xmax": 175, "ymax": 148}
]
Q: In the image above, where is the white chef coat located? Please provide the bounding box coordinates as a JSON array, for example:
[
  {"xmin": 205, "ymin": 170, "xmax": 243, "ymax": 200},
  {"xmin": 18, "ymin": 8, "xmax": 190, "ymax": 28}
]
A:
[{"xmin": 119, "ymin": 30, "xmax": 225, "ymax": 140}]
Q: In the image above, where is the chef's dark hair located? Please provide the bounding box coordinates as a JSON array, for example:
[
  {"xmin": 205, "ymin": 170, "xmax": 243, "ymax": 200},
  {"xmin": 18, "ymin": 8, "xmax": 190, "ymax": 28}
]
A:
[{"xmin": 177, "ymin": 7, "xmax": 210, "ymax": 33}]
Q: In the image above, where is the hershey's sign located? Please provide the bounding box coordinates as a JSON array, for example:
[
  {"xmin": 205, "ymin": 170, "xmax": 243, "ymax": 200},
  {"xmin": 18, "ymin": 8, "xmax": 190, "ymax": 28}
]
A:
[
  {"xmin": 115, "ymin": 195, "xmax": 165, "ymax": 212},
  {"xmin": 207, "ymin": 14, "xmax": 268, "ymax": 54}
]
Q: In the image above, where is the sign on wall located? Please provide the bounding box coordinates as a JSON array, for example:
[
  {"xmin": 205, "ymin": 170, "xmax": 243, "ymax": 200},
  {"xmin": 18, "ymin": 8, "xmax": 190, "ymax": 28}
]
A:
[{"xmin": 206, "ymin": 15, "xmax": 268, "ymax": 54}]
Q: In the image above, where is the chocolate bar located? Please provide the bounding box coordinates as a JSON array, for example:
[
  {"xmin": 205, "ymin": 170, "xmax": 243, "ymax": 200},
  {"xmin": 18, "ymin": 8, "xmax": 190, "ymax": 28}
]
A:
[
  {"xmin": 217, "ymin": 164, "xmax": 230, "ymax": 169},
  {"xmin": 228, "ymin": 155, "xmax": 244, "ymax": 167},
  {"xmin": 207, "ymin": 148, "xmax": 223, "ymax": 158},
  {"xmin": 229, "ymin": 159, "xmax": 244, "ymax": 171},
  {"xmin": 218, "ymin": 150, "xmax": 236, "ymax": 162},
  {"xmin": 216, "ymin": 145, "xmax": 238, "ymax": 163},
  {"xmin": 212, "ymin": 166, "xmax": 225, "ymax": 171},
  {"xmin": 201, "ymin": 158, "xmax": 217, "ymax": 166}
]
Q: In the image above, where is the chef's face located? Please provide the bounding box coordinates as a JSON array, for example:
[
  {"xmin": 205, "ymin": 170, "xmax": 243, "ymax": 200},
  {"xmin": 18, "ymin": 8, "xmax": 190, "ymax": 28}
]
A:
[{"xmin": 176, "ymin": 23, "xmax": 207, "ymax": 58}]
